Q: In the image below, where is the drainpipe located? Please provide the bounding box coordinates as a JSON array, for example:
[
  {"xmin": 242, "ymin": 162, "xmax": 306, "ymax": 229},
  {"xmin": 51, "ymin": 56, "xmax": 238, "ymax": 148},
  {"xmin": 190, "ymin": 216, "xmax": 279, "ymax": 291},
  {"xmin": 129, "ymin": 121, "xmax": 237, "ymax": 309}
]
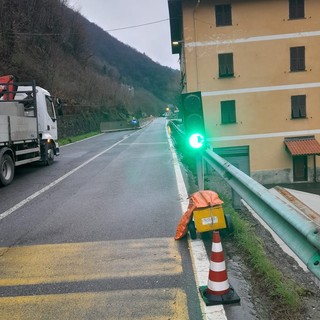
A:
[
  {"xmin": 193, "ymin": 0, "xmax": 201, "ymax": 90},
  {"xmin": 314, "ymin": 155, "xmax": 317, "ymax": 182}
]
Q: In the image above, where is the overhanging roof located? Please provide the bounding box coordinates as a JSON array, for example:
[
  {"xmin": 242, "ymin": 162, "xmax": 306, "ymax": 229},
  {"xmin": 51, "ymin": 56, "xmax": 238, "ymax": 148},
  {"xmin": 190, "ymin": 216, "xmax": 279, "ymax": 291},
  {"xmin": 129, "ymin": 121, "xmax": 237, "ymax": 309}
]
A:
[{"xmin": 284, "ymin": 136, "xmax": 320, "ymax": 156}]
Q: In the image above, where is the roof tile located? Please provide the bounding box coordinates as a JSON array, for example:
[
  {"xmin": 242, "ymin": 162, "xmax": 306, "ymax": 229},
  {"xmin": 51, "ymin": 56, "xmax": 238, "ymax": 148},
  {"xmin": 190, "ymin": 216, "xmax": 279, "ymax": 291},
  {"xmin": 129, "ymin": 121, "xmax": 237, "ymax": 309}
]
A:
[{"xmin": 284, "ymin": 138, "xmax": 320, "ymax": 156}]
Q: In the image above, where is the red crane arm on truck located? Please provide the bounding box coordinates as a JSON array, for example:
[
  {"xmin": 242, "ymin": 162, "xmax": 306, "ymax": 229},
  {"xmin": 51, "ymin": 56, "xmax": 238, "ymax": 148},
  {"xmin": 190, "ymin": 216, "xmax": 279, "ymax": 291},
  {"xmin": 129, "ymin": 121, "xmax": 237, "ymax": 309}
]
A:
[{"xmin": 0, "ymin": 75, "xmax": 17, "ymax": 100}]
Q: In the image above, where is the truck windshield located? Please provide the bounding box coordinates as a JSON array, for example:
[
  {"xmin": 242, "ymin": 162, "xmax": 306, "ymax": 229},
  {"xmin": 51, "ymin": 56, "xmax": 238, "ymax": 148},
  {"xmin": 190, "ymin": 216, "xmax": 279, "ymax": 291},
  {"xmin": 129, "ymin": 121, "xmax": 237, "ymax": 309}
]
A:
[{"xmin": 45, "ymin": 95, "xmax": 56, "ymax": 120}]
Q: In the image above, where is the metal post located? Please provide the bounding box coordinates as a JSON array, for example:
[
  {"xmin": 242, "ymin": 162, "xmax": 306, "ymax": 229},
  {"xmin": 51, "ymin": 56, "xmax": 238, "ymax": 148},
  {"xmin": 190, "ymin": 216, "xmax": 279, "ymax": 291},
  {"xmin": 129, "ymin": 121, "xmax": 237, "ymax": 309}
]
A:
[{"xmin": 196, "ymin": 153, "xmax": 204, "ymax": 190}]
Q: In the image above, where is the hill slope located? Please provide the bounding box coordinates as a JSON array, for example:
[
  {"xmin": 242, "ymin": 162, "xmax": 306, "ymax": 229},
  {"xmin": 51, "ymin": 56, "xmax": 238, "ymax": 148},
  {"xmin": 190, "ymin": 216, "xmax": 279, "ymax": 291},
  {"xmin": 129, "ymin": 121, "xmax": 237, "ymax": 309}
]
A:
[{"xmin": 0, "ymin": 0, "xmax": 180, "ymax": 119}]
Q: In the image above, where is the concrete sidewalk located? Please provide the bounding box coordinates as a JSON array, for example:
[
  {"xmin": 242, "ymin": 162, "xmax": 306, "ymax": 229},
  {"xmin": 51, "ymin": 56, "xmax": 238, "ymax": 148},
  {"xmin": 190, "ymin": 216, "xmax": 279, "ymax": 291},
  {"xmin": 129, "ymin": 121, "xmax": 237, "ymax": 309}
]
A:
[
  {"xmin": 265, "ymin": 182, "xmax": 320, "ymax": 217},
  {"xmin": 269, "ymin": 186, "xmax": 320, "ymax": 228},
  {"xmin": 265, "ymin": 182, "xmax": 320, "ymax": 196},
  {"xmin": 285, "ymin": 188, "xmax": 320, "ymax": 215}
]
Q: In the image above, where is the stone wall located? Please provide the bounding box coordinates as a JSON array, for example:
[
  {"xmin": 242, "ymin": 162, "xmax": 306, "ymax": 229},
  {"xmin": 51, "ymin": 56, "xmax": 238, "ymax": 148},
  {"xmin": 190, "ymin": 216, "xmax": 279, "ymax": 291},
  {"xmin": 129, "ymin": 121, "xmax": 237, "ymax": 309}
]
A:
[
  {"xmin": 57, "ymin": 113, "xmax": 102, "ymax": 138},
  {"xmin": 57, "ymin": 113, "xmax": 153, "ymax": 138},
  {"xmin": 100, "ymin": 121, "xmax": 132, "ymax": 132}
]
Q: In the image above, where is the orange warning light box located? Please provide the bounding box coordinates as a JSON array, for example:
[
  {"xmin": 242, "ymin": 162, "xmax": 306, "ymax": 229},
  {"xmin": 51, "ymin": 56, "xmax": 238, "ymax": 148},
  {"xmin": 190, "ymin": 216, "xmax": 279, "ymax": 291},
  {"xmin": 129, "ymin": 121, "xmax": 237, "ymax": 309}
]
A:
[{"xmin": 193, "ymin": 206, "xmax": 226, "ymax": 232}]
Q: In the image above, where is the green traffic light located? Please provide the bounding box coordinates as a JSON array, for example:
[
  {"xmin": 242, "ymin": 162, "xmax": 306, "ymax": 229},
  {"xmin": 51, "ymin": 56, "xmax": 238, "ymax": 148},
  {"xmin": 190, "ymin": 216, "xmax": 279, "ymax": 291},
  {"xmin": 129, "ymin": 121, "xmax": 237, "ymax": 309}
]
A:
[{"xmin": 189, "ymin": 133, "xmax": 205, "ymax": 149}]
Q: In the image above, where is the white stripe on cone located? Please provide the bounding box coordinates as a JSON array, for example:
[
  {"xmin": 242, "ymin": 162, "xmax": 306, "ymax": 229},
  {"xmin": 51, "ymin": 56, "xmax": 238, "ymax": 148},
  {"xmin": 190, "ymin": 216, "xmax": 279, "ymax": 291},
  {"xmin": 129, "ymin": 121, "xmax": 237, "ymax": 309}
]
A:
[
  {"xmin": 208, "ymin": 279, "xmax": 230, "ymax": 292},
  {"xmin": 210, "ymin": 260, "xmax": 226, "ymax": 272},
  {"xmin": 212, "ymin": 242, "xmax": 223, "ymax": 252}
]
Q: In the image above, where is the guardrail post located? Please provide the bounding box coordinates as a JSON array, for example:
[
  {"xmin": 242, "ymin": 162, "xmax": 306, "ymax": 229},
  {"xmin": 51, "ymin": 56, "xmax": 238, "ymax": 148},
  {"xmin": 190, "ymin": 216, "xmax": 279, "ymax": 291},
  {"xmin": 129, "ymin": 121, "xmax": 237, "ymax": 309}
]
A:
[{"xmin": 196, "ymin": 153, "xmax": 204, "ymax": 190}]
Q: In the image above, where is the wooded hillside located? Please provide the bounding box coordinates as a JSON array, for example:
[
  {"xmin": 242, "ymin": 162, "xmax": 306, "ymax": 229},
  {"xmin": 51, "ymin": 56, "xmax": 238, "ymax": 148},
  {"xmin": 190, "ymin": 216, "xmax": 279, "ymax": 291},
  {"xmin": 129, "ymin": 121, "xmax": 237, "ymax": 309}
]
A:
[{"xmin": 0, "ymin": 0, "xmax": 180, "ymax": 121}]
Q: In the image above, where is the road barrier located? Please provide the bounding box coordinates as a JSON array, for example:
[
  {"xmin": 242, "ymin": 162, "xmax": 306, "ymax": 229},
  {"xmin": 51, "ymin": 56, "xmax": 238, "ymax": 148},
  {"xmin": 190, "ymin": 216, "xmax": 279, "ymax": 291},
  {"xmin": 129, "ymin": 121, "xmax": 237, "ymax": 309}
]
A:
[
  {"xmin": 168, "ymin": 120, "xmax": 320, "ymax": 280},
  {"xmin": 199, "ymin": 231, "xmax": 240, "ymax": 305}
]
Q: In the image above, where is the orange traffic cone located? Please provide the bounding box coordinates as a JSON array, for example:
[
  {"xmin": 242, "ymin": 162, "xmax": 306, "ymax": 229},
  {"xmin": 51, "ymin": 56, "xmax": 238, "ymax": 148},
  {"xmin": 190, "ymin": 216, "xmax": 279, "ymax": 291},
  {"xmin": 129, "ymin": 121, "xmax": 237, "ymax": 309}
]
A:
[{"xmin": 199, "ymin": 231, "xmax": 240, "ymax": 305}]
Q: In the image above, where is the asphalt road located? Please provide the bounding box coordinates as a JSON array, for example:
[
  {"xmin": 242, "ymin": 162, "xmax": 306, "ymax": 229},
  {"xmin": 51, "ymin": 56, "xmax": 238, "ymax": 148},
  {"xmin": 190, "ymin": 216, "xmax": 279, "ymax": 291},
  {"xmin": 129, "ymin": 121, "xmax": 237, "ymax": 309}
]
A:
[{"xmin": 0, "ymin": 118, "xmax": 203, "ymax": 319}]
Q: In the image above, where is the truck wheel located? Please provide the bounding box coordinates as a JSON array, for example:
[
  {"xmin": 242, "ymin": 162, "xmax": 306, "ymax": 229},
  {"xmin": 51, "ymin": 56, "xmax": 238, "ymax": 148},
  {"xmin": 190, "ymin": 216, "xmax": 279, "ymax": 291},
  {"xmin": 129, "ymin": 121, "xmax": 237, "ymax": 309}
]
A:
[
  {"xmin": 0, "ymin": 154, "xmax": 14, "ymax": 186},
  {"xmin": 46, "ymin": 143, "xmax": 54, "ymax": 165}
]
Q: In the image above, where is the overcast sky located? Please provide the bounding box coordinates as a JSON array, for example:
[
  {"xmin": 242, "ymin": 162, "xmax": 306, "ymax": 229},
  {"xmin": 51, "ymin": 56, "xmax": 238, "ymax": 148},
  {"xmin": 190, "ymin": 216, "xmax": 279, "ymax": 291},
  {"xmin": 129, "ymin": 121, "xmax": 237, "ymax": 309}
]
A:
[{"xmin": 68, "ymin": 0, "xmax": 180, "ymax": 70}]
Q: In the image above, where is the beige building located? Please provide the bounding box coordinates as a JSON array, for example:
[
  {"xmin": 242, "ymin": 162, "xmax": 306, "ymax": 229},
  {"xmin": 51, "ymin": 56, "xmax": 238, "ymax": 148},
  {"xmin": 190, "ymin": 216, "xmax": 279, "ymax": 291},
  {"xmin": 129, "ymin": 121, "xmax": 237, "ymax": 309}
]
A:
[{"xmin": 168, "ymin": 0, "xmax": 320, "ymax": 184}]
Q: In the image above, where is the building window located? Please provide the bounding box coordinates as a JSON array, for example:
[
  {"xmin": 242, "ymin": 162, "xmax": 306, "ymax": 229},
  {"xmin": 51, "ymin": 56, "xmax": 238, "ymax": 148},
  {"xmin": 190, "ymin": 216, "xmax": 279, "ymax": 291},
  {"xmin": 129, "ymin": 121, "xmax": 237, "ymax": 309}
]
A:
[
  {"xmin": 215, "ymin": 4, "xmax": 232, "ymax": 26},
  {"xmin": 289, "ymin": 0, "xmax": 305, "ymax": 19},
  {"xmin": 290, "ymin": 46, "xmax": 305, "ymax": 72},
  {"xmin": 218, "ymin": 53, "xmax": 234, "ymax": 77},
  {"xmin": 291, "ymin": 95, "xmax": 306, "ymax": 118},
  {"xmin": 221, "ymin": 100, "xmax": 236, "ymax": 124}
]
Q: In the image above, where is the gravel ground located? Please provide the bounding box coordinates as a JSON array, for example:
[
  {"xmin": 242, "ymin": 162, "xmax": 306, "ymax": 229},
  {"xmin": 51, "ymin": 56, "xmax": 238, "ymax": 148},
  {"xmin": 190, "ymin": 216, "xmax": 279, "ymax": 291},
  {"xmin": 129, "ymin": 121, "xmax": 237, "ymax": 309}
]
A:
[{"xmin": 185, "ymin": 164, "xmax": 320, "ymax": 320}]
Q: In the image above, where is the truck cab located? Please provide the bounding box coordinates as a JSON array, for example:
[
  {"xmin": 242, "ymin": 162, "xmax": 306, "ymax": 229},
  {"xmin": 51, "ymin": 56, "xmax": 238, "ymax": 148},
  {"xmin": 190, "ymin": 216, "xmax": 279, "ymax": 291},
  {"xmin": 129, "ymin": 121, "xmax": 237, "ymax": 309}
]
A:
[
  {"xmin": 0, "ymin": 76, "xmax": 60, "ymax": 186},
  {"xmin": 16, "ymin": 86, "xmax": 59, "ymax": 144}
]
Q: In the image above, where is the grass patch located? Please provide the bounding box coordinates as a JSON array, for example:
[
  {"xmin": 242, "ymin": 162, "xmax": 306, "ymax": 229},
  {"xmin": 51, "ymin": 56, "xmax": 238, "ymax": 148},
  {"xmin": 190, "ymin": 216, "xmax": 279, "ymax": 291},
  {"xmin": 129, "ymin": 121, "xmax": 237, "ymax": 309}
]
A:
[
  {"xmin": 222, "ymin": 197, "xmax": 302, "ymax": 313},
  {"xmin": 58, "ymin": 132, "xmax": 100, "ymax": 146}
]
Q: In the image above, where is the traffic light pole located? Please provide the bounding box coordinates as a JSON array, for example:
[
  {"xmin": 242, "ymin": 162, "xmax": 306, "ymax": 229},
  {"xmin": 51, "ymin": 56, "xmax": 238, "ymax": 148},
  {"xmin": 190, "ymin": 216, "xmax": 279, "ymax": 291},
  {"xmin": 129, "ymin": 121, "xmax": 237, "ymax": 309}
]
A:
[
  {"xmin": 196, "ymin": 153, "xmax": 204, "ymax": 190},
  {"xmin": 180, "ymin": 90, "xmax": 206, "ymax": 190}
]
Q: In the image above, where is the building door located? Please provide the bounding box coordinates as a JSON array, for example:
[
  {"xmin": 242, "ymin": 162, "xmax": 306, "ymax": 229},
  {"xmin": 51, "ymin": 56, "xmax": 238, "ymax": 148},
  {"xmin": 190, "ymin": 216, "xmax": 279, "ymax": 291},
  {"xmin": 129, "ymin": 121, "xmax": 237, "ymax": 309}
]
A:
[{"xmin": 293, "ymin": 156, "xmax": 307, "ymax": 181}]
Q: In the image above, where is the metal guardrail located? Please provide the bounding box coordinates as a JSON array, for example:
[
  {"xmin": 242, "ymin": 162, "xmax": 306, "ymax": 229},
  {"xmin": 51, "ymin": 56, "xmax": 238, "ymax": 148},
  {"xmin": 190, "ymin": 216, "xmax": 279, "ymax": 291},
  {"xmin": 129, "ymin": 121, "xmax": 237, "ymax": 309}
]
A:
[{"xmin": 168, "ymin": 120, "xmax": 320, "ymax": 280}]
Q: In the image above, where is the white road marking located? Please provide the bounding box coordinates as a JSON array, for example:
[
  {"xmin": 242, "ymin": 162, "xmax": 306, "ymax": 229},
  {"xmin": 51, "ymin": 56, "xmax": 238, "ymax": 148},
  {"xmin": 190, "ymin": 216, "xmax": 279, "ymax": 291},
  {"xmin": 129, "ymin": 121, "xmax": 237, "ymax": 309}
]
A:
[
  {"xmin": 166, "ymin": 122, "xmax": 228, "ymax": 320},
  {"xmin": 120, "ymin": 142, "xmax": 168, "ymax": 145},
  {"xmin": 0, "ymin": 133, "xmax": 135, "ymax": 221}
]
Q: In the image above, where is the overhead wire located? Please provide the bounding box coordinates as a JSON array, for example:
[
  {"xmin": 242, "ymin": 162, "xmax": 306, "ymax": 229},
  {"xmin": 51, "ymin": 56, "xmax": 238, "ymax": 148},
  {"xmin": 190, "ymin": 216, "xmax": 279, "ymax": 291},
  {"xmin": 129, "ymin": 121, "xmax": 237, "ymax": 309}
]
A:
[
  {"xmin": 7, "ymin": 18, "xmax": 171, "ymax": 37},
  {"xmin": 106, "ymin": 18, "xmax": 169, "ymax": 32}
]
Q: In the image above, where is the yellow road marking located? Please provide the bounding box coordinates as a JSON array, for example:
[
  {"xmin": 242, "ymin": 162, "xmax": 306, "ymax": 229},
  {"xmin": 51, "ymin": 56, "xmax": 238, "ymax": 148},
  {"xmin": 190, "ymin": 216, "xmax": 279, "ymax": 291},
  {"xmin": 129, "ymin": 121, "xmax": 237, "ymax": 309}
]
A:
[
  {"xmin": 0, "ymin": 238, "xmax": 182, "ymax": 286},
  {"xmin": 0, "ymin": 289, "xmax": 188, "ymax": 320}
]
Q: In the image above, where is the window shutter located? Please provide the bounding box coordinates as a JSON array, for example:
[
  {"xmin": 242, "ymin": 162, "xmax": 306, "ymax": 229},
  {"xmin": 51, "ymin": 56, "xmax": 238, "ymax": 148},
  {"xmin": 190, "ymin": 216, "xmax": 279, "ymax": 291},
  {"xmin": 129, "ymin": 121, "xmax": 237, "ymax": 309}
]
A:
[
  {"xmin": 221, "ymin": 100, "xmax": 236, "ymax": 124},
  {"xmin": 289, "ymin": 0, "xmax": 305, "ymax": 19},
  {"xmin": 291, "ymin": 95, "xmax": 306, "ymax": 118},
  {"xmin": 225, "ymin": 5, "xmax": 232, "ymax": 25},
  {"xmin": 292, "ymin": 104, "xmax": 300, "ymax": 118},
  {"xmin": 216, "ymin": 5, "xmax": 223, "ymax": 26},
  {"xmin": 219, "ymin": 53, "xmax": 234, "ymax": 77},
  {"xmin": 219, "ymin": 55, "xmax": 227, "ymax": 75},
  {"xmin": 290, "ymin": 47, "xmax": 305, "ymax": 71},
  {"xmin": 226, "ymin": 54, "xmax": 234, "ymax": 75},
  {"xmin": 215, "ymin": 5, "xmax": 232, "ymax": 26},
  {"xmin": 299, "ymin": 95, "xmax": 306, "ymax": 117},
  {"xmin": 298, "ymin": 47, "xmax": 305, "ymax": 70},
  {"xmin": 229, "ymin": 103, "xmax": 236, "ymax": 123},
  {"xmin": 290, "ymin": 47, "xmax": 297, "ymax": 70},
  {"xmin": 297, "ymin": 1, "xmax": 305, "ymax": 18}
]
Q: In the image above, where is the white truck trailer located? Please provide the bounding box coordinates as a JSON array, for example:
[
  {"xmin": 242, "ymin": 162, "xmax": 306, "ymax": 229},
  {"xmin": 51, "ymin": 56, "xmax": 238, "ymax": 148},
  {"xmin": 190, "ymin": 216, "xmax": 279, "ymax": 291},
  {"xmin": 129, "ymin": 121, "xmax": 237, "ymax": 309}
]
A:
[{"xmin": 0, "ymin": 75, "xmax": 60, "ymax": 186}]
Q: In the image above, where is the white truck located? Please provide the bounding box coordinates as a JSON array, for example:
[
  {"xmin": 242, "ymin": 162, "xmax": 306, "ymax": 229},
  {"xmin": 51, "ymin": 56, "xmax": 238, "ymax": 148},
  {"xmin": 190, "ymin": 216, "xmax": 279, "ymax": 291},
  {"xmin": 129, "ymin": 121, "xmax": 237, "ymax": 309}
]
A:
[{"xmin": 0, "ymin": 75, "xmax": 60, "ymax": 186}]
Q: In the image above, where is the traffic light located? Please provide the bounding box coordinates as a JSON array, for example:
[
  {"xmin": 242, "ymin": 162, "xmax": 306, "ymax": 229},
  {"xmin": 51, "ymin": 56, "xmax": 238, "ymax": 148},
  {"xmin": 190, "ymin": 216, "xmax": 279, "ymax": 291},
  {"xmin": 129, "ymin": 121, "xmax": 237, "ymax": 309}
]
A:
[{"xmin": 181, "ymin": 91, "xmax": 206, "ymax": 149}]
